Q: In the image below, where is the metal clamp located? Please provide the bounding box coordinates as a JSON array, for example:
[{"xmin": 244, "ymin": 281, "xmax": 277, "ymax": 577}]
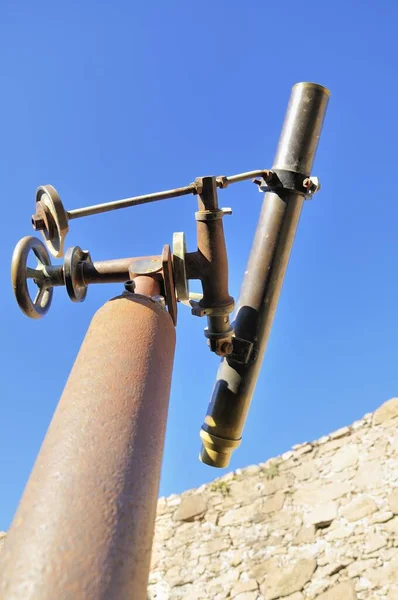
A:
[{"xmin": 254, "ymin": 170, "xmax": 321, "ymax": 198}]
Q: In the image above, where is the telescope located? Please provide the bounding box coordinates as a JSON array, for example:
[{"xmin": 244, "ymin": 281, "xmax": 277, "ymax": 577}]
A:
[{"xmin": 2, "ymin": 82, "xmax": 329, "ymax": 599}]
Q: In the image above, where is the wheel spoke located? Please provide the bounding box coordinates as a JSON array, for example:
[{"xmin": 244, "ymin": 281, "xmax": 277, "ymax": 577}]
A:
[
  {"xmin": 34, "ymin": 286, "xmax": 47, "ymax": 307},
  {"xmin": 26, "ymin": 267, "xmax": 40, "ymax": 279}
]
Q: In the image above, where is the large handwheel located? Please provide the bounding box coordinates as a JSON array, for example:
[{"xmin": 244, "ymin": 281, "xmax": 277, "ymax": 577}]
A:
[
  {"xmin": 11, "ymin": 236, "xmax": 54, "ymax": 319},
  {"xmin": 34, "ymin": 185, "xmax": 69, "ymax": 258}
]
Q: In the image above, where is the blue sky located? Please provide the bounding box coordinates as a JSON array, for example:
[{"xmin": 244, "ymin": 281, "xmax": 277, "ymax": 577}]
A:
[{"xmin": 1, "ymin": 1, "xmax": 398, "ymax": 530}]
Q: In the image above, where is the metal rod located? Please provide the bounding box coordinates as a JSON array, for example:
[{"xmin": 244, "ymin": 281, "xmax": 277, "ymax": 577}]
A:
[
  {"xmin": 217, "ymin": 169, "xmax": 271, "ymax": 187},
  {"xmin": 67, "ymin": 184, "xmax": 197, "ymax": 219},
  {"xmin": 199, "ymin": 82, "xmax": 330, "ymax": 468},
  {"xmin": 0, "ymin": 294, "xmax": 176, "ymax": 599},
  {"xmin": 65, "ymin": 169, "xmax": 270, "ymax": 221},
  {"xmin": 81, "ymin": 255, "xmax": 162, "ymax": 285}
]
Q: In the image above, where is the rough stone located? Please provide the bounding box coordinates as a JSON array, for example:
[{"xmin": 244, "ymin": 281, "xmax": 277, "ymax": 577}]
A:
[
  {"xmin": 330, "ymin": 426, "xmax": 351, "ymax": 439},
  {"xmin": 315, "ymin": 581, "xmax": 357, "ymax": 599},
  {"xmin": 234, "ymin": 593, "xmax": 258, "ymax": 600},
  {"xmin": 388, "ymin": 488, "xmax": 398, "ymax": 514},
  {"xmin": 293, "ymin": 525, "xmax": 316, "ymax": 545},
  {"xmin": 367, "ymin": 555, "xmax": 398, "ymax": 586},
  {"xmin": 308, "ymin": 502, "xmax": 338, "ymax": 528},
  {"xmin": 260, "ymin": 558, "xmax": 316, "ymax": 600},
  {"xmin": 231, "ymin": 579, "xmax": 258, "ymax": 597},
  {"xmin": 174, "ymin": 495, "xmax": 207, "ymax": 522},
  {"xmin": 370, "ymin": 510, "xmax": 394, "ymax": 524},
  {"xmin": 331, "ymin": 444, "xmax": 359, "ymax": 471},
  {"xmin": 347, "ymin": 558, "xmax": 377, "ymax": 578},
  {"xmin": 384, "ymin": 516, "xmax": 398, "ymax": 536},
  {"xmin": 364, "ymin": 532, "xmax": 387, "ymax": 553},
  {"xmin": 259, "ymin": 490, "xmax": 285, "ymax": 515},
  {"xmin": 373, "ymin": 397, "xmax": 398, "ymax": 424},
  {"xmin": 341, "ymin": 495, "xmax": 378, "ymax": 522}
]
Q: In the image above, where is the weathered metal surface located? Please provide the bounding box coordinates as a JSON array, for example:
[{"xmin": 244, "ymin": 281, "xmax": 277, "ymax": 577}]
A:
[
  {"xmin": 200, "ymin": 82, "xmax": 330, "ymax": 467},
  {"xmin": 0, "ymin": 294, "xmax": 176, "ymax": 599},
  {"xmin": 185, "ymin": 176, "xmax": 234, "ymax": 356}
]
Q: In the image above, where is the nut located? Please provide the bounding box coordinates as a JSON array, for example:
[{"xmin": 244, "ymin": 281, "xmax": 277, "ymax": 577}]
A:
[{"xmin": 31, "ymin": 214, "xmax": 45, "ymax": 231}]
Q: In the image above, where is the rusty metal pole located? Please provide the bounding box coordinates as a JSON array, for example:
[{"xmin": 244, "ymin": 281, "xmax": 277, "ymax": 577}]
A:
[
  {"xmin": 0, "ymin": 288, "xmax": 175, "ymax": 599},
  {"xmin": 200, "ymin": 82, "xmax": 330, "ymax": 468}
]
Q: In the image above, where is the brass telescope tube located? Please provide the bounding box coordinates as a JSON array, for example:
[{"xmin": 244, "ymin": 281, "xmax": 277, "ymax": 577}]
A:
[
  {"xmin": 200, "ymin": 82, "xmax": 330, "ymax": 468},
  {"xmin": 0, "ymin": 288, "xmax": 175, "ymax": 599}
]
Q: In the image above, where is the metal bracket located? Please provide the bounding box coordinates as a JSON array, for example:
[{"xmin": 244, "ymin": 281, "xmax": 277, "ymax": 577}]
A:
[{"xmin": 254, "ymin": 170, "xmax": 321, "ymax": 198}]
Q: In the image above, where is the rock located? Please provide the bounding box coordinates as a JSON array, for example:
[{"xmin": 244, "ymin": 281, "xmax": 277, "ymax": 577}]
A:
[
  {"xmin": 353, "ymin": 461, "xmax": 385, "ymax": 490},
  {"xmin": 387, "ymin": 589, "xmax": 398, "ymax": 600},
  {"xmin": 315, "ymin": 581, "xmax": 357, "ymax": 599},
  {"xmin": 308, "ymin": 502, "xmax": 338, "ymax": 528},
  {"xmin": 329, "ymin": 426, "xmax": 351, "ymax": 440},
  {"xmin": 331, "ymin": 444, "xmax": 359, "ymax": 472},
  {"xmin": 341, "ymin": 495, "xmax": 377, "ymax": 522},
  {"xmin": 259, "ymin": 490, "xmax": 285, "ymax": 515},
  {"xmin": 260, "ymin": 558, "xmax": 316, "ymax": 600},
  {"xmin": 174, "ymin": 495, "xmax": 206, "ymax": 522},
  {"xmin": 325, "ymin": 525, "xmax": 354, "ymax": 541},
  {"xmin": 367, "ymin": 556, "xmax": 398, "ymax": 587},
  {"xmin": 293, "ymin": 525, "xmax": 316, "ymax": 545},
  {"xmin": 388, "ymin": 489, "xmax": 398, "ymax": 514},
  {"xmin": 370, "ymin": 510, "xmax": 394, "ymax": 524},
  {"xmin": 234, "ymin": 593, "xmax": 258, "ymax": 600},
  {"xmin": 294, "ymin": 481, "xmax": 351, "ymax": 505},
  {"xmin": 293, "ymin": 444, "xmax": 313, "ymax": 457},
  {"xmin": 231, "ymin": 579, "xmax": 258, "ymax": 597},
  {"xmin": 284, "ymin": 594, "xmax": 304, "ymax": 600},
  {"xmin": 219, "ymin": 505, "xmax": 253, "ymax": 527},
  {"xmin": 384, "ymin": 516, "xmax": 398, "ymax": 536},
  {"xmin": 364, "ymin": 532, "xmax": 387, "ymax": 553},
  {"xmin": 373, "ymin": 398, "xmax": 398, "ymax": 425},
  {"xmin": 347, "ymin": 559, "xmax": 377, "ymax": 578}
]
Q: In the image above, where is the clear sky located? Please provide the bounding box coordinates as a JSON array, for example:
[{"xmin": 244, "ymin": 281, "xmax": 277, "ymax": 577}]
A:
[{"xmin": 1, "ymin": 0, "xmax": 398, "ymax": 531}]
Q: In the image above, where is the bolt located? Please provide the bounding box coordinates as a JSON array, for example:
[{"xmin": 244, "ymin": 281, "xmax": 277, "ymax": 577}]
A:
[
  {"xmin": 218, "ymin": 340, "xmax": 233, "ymax": 356},
  {"xmin": 303, "ymin": 178, "xmax": 313, "ymax": 189},
  {"xmin": 222, "ymin": 207, "xmax": 232, "ymax": 216},
  {"xmin": 124, "ymin": 280, "xmax": 136, "ymax": 293},
  {"xmin": 31, "ymin": 214, "xmax": 45, "ymax": 231}
]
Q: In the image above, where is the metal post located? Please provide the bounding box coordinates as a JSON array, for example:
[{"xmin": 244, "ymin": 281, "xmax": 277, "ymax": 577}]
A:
[
  {"xmin": 0, "ymin": 291, "xmax": 175, "ymax": 599},
  {"xmin": 200, "ymin": 82, "xmax": 330, "ymax": 467}
]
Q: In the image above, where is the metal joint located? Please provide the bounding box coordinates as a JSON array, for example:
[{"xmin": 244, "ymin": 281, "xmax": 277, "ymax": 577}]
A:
[
  {"xmin": 190, "ymin": 299, "xmax": 235, "ymax": 318},
  {"xmin": 194, "ymin": 208, "xmax": 232, "ymax": 222},
  {"xmin": 255, "ymin": 169, "xmax": 321, "ymax": 198}
]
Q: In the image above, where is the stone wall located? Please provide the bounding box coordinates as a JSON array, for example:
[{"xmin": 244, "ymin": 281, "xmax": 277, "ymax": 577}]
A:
[{"xmin": 149, "ymin": 398, "xmax": 398, "ymax": 600}]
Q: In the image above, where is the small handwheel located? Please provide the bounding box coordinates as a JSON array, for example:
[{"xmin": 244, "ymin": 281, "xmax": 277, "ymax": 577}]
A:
[
  {"xmin": 34, "ymin": 185, "xmax": 69, "ymax": 258},
  {"xmin": 11, "ymin": 236, "xmax": 53, "ymax": 319}
]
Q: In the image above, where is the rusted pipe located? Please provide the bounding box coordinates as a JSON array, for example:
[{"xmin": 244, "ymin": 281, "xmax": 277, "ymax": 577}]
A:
[
  {"xmin": 185, "ymin": 176, "xmax": 234, "ymax": 354},
  {"xmin": 0, "ymin": 293, "xmax": 176, "ymax": 599},
  {"xmin": 200, "ymin": 82, "xmax": 330, "ymax": 467}
]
